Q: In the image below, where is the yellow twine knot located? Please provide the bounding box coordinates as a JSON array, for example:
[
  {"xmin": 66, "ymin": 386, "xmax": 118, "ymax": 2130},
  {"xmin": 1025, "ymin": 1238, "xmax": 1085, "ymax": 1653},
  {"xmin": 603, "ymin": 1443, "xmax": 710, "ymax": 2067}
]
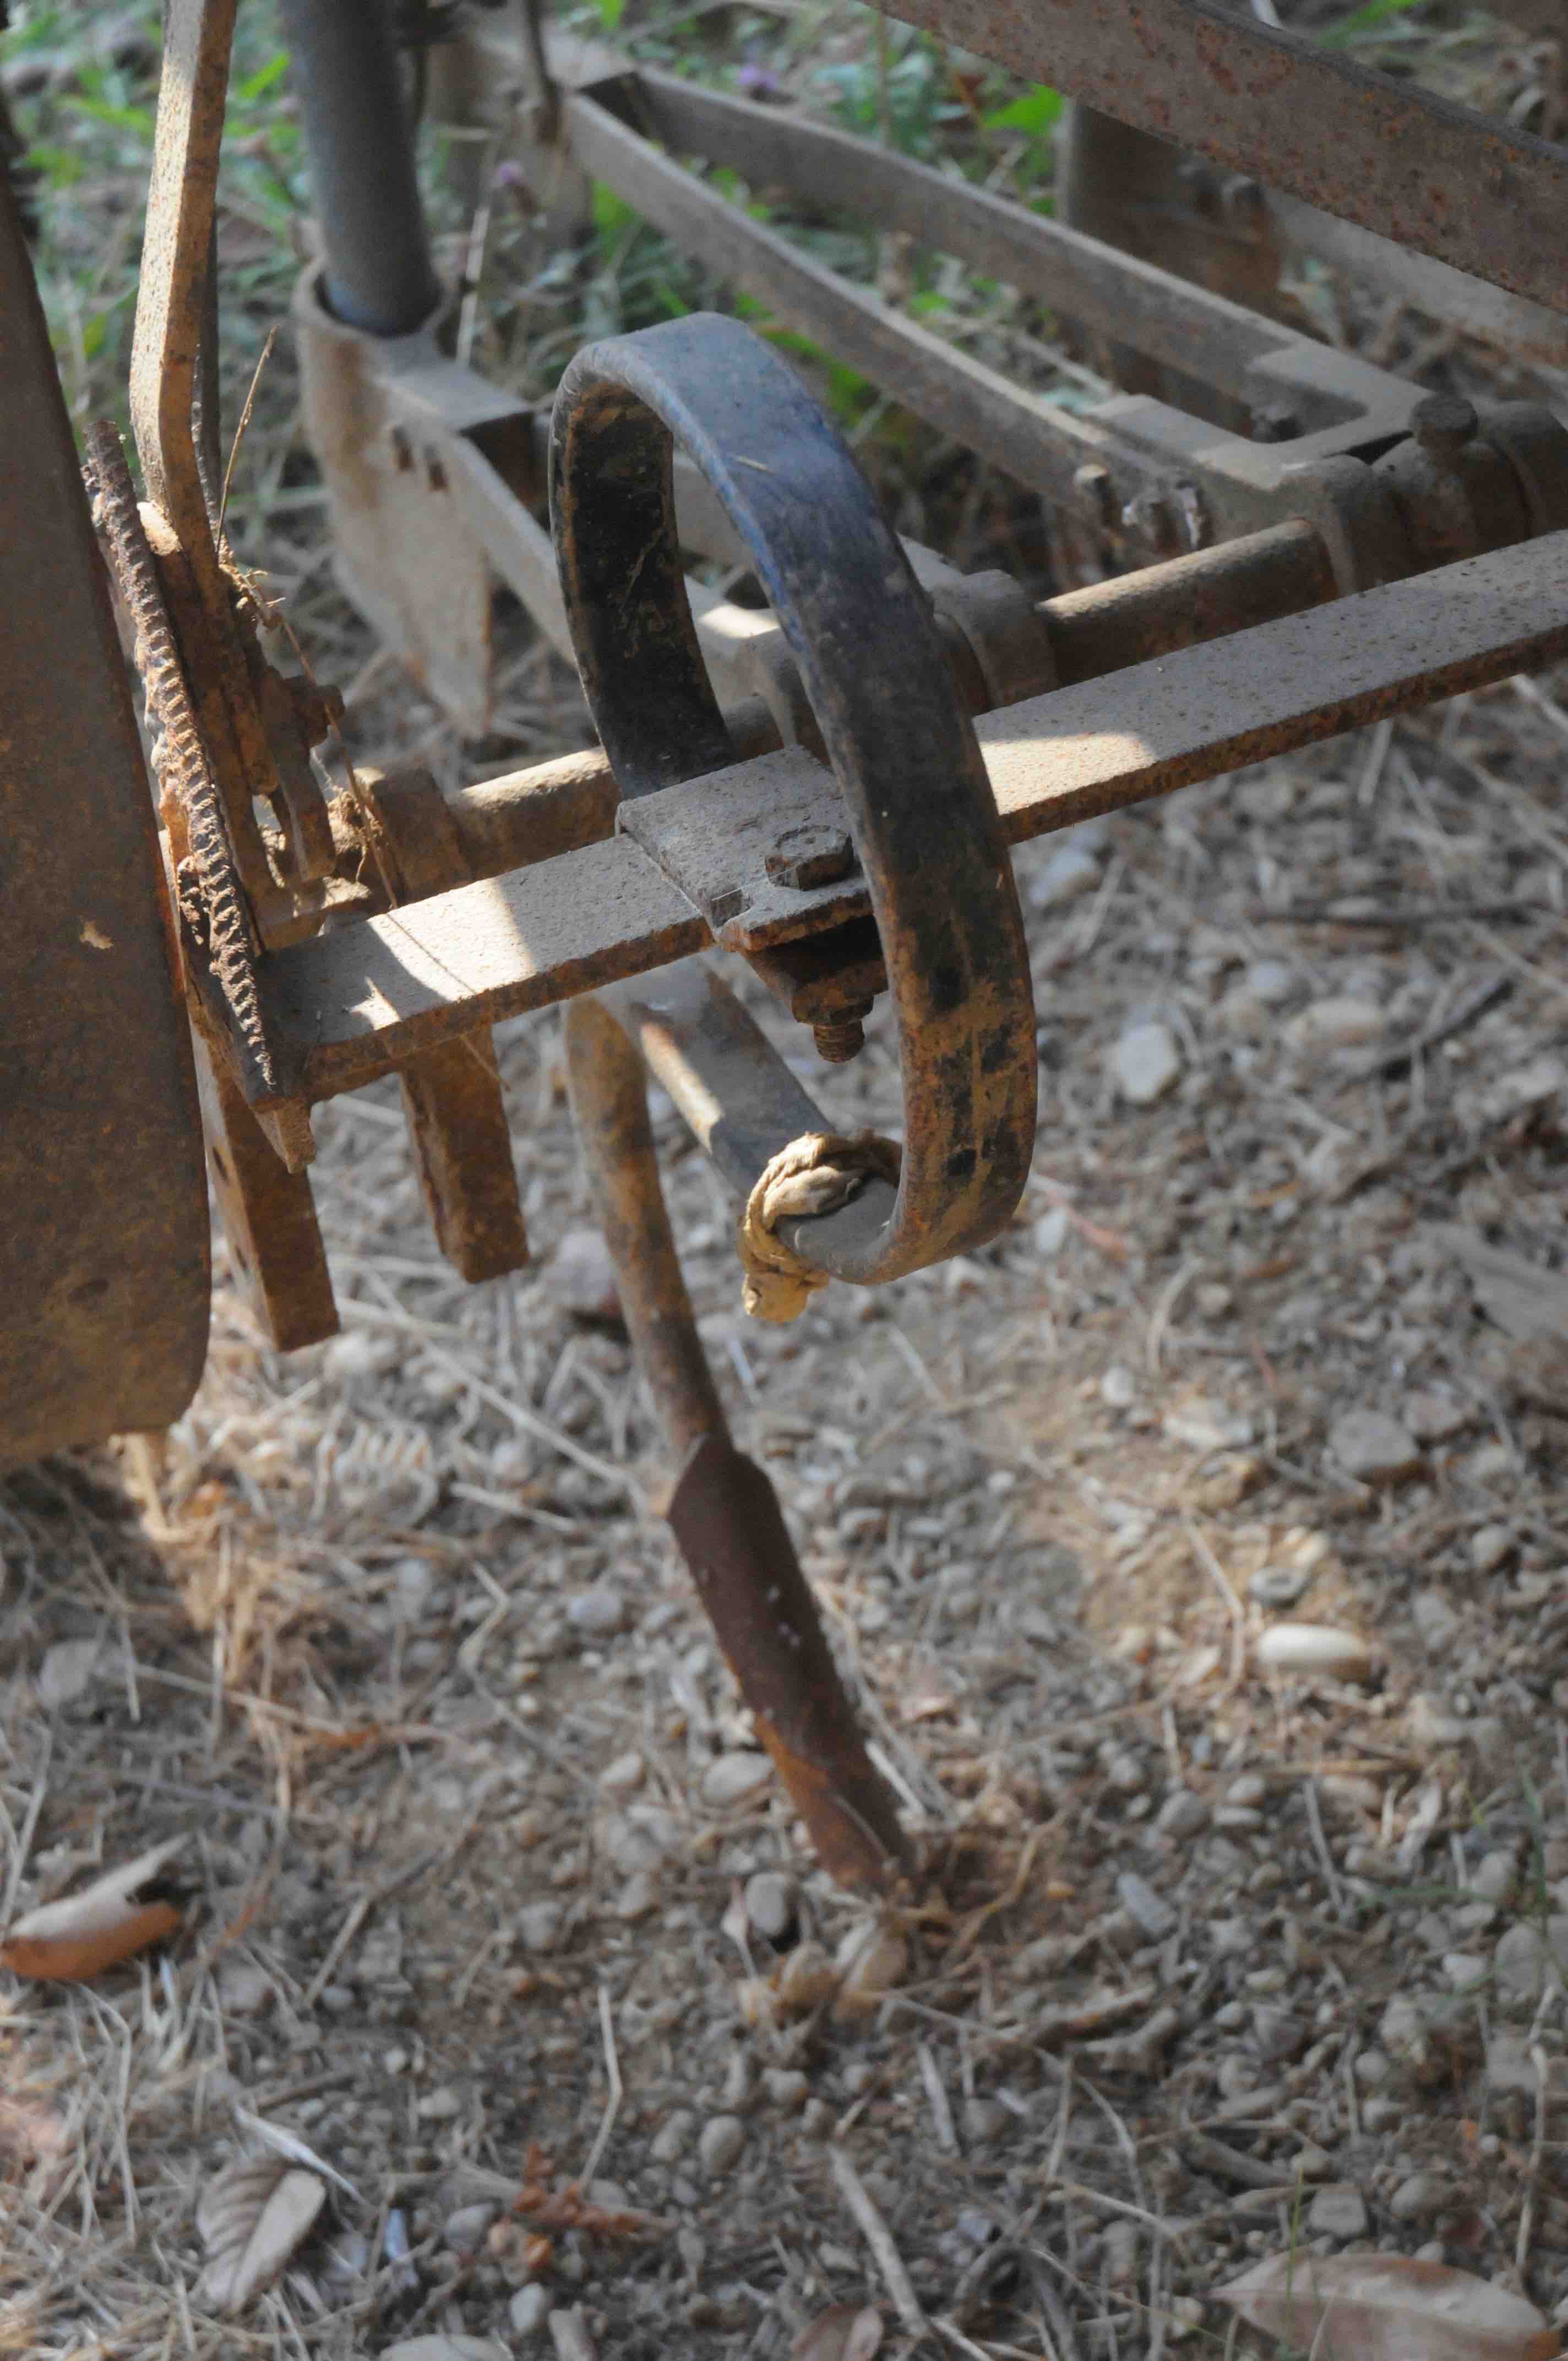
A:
[{"xmin": 737, "ymin": 1131, "xmax": 901, "ymax": 1323}]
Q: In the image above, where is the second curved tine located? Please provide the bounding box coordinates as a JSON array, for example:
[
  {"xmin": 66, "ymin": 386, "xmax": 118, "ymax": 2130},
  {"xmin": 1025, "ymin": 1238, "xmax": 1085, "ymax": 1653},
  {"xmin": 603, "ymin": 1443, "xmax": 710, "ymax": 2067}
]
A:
[
  {"xmin": 550, "ymin": 311, "xmax": 1038, "ymax": 1290},
  {"xmin": 563, "ymin": 992, "xmax": 911, "ymax": 1893}
]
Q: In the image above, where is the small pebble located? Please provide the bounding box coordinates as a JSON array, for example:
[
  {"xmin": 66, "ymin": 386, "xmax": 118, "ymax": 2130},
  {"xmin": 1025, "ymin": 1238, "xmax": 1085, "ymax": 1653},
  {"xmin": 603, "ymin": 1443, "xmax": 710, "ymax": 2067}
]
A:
[
  {"xmin": 416, "ymin": 2084, "xmax": 463, "ymax": 2121},
  {"xmin": 1328, "ymin": 1409, "xmax": 1422, "ymax": 1484},
  {"xmin": 1362, "ymin": 2095, "xmax": 1401, "ymax": 2133},
  {"xmin": 1353, "ymin": 2048, "xmax": 1391, "ymax": 2090},
  {"xmin": 744, "ymin": 1870, "xmax": 799, "ymax": 1943},
  {"xmin": 516, "ymin": 1901, "xmax": 564, "ymax": 1953},
  {"xmin": 545, "ymin": 1227, "xmax": 623, "ymax": 1323},
  {"xmin": 1411, "ymin": 1589, "xmax": 1461, "ymax": 1659},
  {"xmin": 599, "ymin": 1750, "xmax": 645, "ymax": 1797},
  {"xmin": 1109, "ymin": 1021, "xmax": 1183, "ymax": 1106},
  {"xmin": 1028, "ymin": 840, "xmax": 1102, "ymax": 911},
  {"xmin": 568, "ymin": 1581, "xmax": 628, "ymax": 1638},
  {"xmin": 1226, "ymin": 1774, "xmax": 1267, "ymax": 1808},
  {"xmin": 443, "ymin": 2202, "xmax": 498, "ymax": 2253},
  {"xmin": 616, "ymin": 1872, "xmax": 658, "ymax": 1922},
  {"xmin": 962, "ymin": 2097, "xmax": 1013, "ymax": 2149},
  {"xmin": 1404, "ymin": 1390, "xmax": 1469, "ymax": 1444},
  {"xmin": 1256, "ymin": 1623, "xmax": 1373, "ymax": 1680},
  {"xmin": 1443, "ymin": 1952, "xmax": 1488, "ymax": 1993},
  {"xmin": 1101, "ymin": 1363, "xmax": 1139, "ymax": 1410},
  {"xmin": 701, "ymin": 1753, "xmax": 774, "ymax": 1808},
  {"xmin": 763, "ymin": 2069, "xmax": 809, "ymax": 2111},
  {"xmin": 1390, "ymin": 2172, "xmax": 1450, "ymax": 2223},
  {"xmin": 1495, "ymin": 1919, "xmax": 1568, "ymax": 2000},
  {"xmin": 1294, "ymin": 2143, "xmax": 1333, "ymax": 2182},
  {"xmin": 1245, "ymin": 958, "xmax": 1297, "ymax": 1006},
  {"xmin": 1471, "ymin": 1523, "xmax": 1515, "ymax": 1574},
  {"xmin": 510, "ymin": 2285, "xmax": 551, "ymax": 2336},
  {"xmin": 1252, "ymin": 2008, "xmax": 1310, "ymax": 2063},
  {"xmin": 1103, "ymin": 1750, "xmax": 1148, "ymax": 1796},
  {"xmin": 36, "ymin": 1639, "xmax": 101, "ymax": 1710},
  {"xmin": 1308, "ymin": 2185, "xmax": 1369, "ymax": 2240},
  {"xmin": 1116, "ymin": 1871, "xmax": 1177, "ymax": 1940},
  {"xmin": 1286, "ymin": 996, "xmax": 1384, "ymax": 1052},
  {"xmin": 1249, "ymin": 1565, "xmax": 1311, "ymax": 1609},
  {"xmin": 1156, "ymin": 1788, "xmax": 1211, "ymax": 1839},
  {"xmin": 650, "ymin": 2109, "xmax": 694, "ymax": 2164},
  {"xmin": 1471, "ymin": 1851, "xmax": 1518, "ymax": 1908},
  {"xmin": 1033, "ymin": 1205, "xmax": 1071, "ymax": 1258},
  {"xmin": 698, "ymin": 2115, "xmax": 747, "ymax": 2177},
  {"xmin": 1102, "ymin": 2218, "xmax": 1141, "ymax": 2286}
]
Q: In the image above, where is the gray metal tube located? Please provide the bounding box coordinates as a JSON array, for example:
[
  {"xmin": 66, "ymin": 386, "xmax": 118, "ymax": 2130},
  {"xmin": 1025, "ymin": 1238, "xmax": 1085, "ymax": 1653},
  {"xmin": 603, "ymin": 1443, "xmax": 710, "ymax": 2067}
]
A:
[{"xmin": 276, "ymin": 0, "xmax": 443, "ymax": 335}]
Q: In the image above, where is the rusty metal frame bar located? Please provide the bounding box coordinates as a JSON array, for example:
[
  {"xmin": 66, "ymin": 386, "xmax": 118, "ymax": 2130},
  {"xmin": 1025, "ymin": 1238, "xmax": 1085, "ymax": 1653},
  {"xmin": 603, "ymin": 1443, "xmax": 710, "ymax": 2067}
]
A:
[
  {"xmin": 257, "ymin": 524, "xmax": 1568, "ymax": 1099},
  {"xmin": 883, "ymin": 0, "xmax": 1568, "ymax": 314},
  {"xmin": 563, "ymin": 75, "xmax": 1413, "ymax": 548}
]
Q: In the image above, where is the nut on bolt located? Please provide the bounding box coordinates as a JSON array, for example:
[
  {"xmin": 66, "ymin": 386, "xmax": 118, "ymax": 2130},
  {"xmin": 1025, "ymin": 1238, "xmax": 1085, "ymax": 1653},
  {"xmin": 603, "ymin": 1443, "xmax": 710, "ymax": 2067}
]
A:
[
  {"xmin": 765, "ymin": 822, "xmax": 857, "ymax": 891},
  {"xmin": 1412, "ymin": 394, "xmax": 1478, "ymax": 466}
]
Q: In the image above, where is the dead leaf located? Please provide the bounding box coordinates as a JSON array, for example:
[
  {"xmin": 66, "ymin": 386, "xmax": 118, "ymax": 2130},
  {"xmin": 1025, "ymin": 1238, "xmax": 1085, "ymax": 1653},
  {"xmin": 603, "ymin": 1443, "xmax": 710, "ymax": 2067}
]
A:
[
  {"xmin": 0, "ymin": 1834, "xmax": 186, "ymax": 1982},
  {"xmin": 1214, "ymin": 2251, "xmax": 1558, "ymax": 2360},
  {"xmin": 791, "ymin": 2305, "xmax": 885, "ymax": 2361},
  {"xmin": 198, "ymin": 2158, "xmax": 326, "ymax": 2311}
]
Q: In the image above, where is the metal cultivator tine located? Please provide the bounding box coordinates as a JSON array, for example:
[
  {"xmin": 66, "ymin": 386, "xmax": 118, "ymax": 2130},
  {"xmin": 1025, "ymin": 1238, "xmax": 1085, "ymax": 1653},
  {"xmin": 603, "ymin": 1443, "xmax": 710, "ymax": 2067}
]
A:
[{"xmin": 549, "ymin": 312, "xmax": 1041, "ymax": 1881}]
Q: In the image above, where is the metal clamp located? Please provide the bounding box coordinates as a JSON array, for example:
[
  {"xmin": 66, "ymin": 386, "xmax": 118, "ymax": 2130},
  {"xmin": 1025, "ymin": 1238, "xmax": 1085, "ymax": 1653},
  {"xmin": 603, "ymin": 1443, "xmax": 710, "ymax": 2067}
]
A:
[{"xmin": 549, "ymin": 311, "xmax": 1038, "ymax": 1284}]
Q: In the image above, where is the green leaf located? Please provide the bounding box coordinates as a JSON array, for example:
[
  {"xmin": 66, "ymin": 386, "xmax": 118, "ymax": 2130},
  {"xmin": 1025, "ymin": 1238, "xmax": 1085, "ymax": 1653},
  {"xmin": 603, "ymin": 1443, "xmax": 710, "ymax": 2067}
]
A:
[
  {"xmin": 594, "ymin": 0, "xmax": 625, "ymax": 31},
  {"xmin": 238, "ymin": 52, "xmax": 290, "ymax": 104},
  {"xmin": 591, "ymin": 182, "xmax": 639, "ymax": 241},
  {"xmin": 983, "ymin": 83, "xmax": 1062, "ymax": 136}
]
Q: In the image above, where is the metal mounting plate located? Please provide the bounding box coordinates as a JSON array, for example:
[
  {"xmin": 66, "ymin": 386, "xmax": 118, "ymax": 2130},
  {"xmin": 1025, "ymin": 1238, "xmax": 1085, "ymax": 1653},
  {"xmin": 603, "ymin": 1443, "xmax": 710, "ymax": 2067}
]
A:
[{"xmin": 0, "ymin": 181, "xmax": 209, "ymax": 1471}]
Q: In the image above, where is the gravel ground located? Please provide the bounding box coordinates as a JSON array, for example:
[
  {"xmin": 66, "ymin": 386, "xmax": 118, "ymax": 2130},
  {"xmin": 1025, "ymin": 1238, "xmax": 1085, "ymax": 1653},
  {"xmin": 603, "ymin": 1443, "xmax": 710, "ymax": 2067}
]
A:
[{"xmin": 4, "ymin": 4, "xmax": 1568, "ymax": 2357}]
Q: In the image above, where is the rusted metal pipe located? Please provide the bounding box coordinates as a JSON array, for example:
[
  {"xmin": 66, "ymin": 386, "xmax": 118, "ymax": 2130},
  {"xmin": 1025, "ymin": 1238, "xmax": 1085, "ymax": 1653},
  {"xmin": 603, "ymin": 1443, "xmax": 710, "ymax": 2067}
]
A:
[{"xmin": 563, "ymin": 991, "xmax": 911, "ymax": 1890}]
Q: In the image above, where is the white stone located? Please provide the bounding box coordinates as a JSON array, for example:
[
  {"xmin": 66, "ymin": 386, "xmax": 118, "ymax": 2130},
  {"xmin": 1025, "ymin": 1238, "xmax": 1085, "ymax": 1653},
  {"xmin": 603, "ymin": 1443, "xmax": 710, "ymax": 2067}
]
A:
[
  {"xmin": 744, "ymin": 1871, "xmax": 799, "ymax": 1942},
  {"xmin": 1285, "ymin": 997, "xmax": 1385, "ymax": 1052},
  {"xmin": 510, "ymin": 2286, "xmax": 551, "ymax": 2336},
  {"xmin": 1255, "ymin": 1623, "xmax": 1373, "ymax": 1681},
  {"xmin": 1308, "ymin": 2184, "xmax": 1368, "ymax": 2240},
  {"xmin": 1156, "ymin": 1788, "xmax": 1210, "ymax": 1838},
  {"xmin": 1032, "ymin": 1204, "xmax": 1072, "ymax": 1257},
  {"xmin": 1110, "ymin": 1021, "xmax": 1182, "ymax": 1106},
  {"xmin": 599, "ymin": 1750, "xmax": 645, "ymax": 1797},
  {"xmin": 698, "ymin": 2115, "xmax": 746, "ymax": 2176},
  {"xmin": 700, "ymin": 1752, "xmax": 774, "ymax": 1808},
  {"xmin": 1471, "ymin": 1524, "xmax": 1514, "ymax": 1574},
  {"xmin": 1100, "ymin": 1363, "xmax": 1138, "ymax": 1410},
  {"xmin": 568, "ymin": 1581, "xmax": 628, "ymax": 1637},
  {"xmin": 515, "ymin": 1900, "xmax": 564, "ymax": 1953},
  {"xmin": 1328, "ymin": 1408, "xmax": 1422, "ymax": 1483},
  {"xmin": 36, "ymin": 1639, "xmax": 101, "ymax": 1709},
  {"xmin": 1245, "ymin": 958, "xmax": 1297, "ymax": 1006},
  {"xmin": 1412, "ymin": 1588, "xmax": 1462, "ymax": 1658},
  {"xmin": 545, "ymin": 1227, "xmax": 622, "ymax": 1323},
  {"xmin": 1028, "ymin": 841, "xmax": 1103, "ymax": 911},
  {"xmin": 1249, "ymin": 1564, "xmax": 1310, "ymax": 1609}
]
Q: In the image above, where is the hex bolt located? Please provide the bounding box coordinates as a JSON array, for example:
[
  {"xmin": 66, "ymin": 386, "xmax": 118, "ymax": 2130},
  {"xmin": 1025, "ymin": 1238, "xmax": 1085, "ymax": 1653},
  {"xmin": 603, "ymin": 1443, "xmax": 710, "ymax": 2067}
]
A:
[
  {"xmin": 812, "ymin": 1011, "xmax": 869, "ymax": 1064},
  {"xmin": 1412, "ymin": 394, "xmax": 1479, "ymax": 466},
  {"xmin": 765, "ymin": 822, "xmax": 856, "ymax": 891}
]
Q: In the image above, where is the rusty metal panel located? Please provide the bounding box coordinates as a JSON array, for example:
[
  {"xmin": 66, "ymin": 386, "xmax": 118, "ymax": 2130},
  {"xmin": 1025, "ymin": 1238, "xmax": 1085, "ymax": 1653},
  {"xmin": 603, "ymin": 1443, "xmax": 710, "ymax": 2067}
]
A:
[
  {"xmin": 0, "ymin": 179, "xmax": 209, "ymax": 1470},
  {"xmin": 882, "ymin": 0, "xmax": 1568, "ymax": 313}
]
